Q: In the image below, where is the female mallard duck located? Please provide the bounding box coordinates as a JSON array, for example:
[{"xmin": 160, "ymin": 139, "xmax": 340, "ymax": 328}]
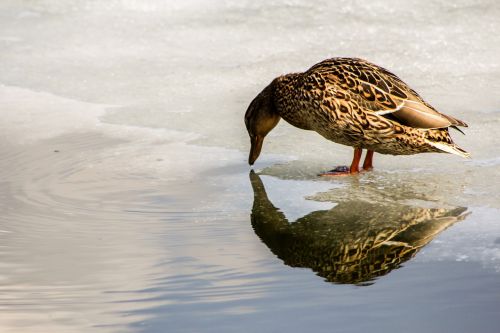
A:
[{"xmin": 244, "ymin": 57, "xmax": 469, "ymax": 175}]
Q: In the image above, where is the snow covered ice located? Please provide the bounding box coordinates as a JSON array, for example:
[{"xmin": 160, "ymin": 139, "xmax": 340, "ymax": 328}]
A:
[{"xmin": 1, "ymin": 1, "xmax": 500, "ymax": 332}]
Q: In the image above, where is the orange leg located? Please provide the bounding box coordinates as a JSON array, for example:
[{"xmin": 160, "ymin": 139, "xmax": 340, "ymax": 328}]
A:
[
  {"xmin": 350, "ymin": 147, "xmax": 362, "ymax": 174},
  {"xmin": 362, "ymin": 150, "xmax": 374, "ymax": 170},
  {"xmin": 319, "ymin": 148, "xmax": 362, "ymax": 176}
]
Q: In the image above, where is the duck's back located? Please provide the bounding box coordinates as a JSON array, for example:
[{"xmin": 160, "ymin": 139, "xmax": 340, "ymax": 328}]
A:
[{"xmin": 273, "ymin": 57, "xmax": 468, "ymax": 156}]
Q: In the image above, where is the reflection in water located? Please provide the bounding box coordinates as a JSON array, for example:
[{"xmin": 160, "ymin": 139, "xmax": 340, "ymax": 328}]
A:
[{"xmin": 249, "ymin": 171, "xmax": 469, "ymax": 285}]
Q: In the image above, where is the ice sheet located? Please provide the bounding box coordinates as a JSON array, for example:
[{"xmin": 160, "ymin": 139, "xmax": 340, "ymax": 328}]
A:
[{"xmin": 1, "ymin": 1, "xmax": 500, "ymax": 332}]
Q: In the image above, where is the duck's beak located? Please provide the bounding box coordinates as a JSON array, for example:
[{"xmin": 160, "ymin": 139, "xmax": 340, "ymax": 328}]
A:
[{"xmin": 249, "ymin": 135, "xmax": 264, "ymax": 165}]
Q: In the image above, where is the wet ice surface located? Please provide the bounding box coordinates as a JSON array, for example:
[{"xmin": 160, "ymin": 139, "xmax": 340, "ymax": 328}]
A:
[{"xmin": 1, "ymin": 0, "xmax": 500, "ymax": 332}]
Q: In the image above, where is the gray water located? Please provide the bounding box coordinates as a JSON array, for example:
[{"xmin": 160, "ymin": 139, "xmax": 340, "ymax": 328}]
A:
[{"xmin": 1, "ymin": 1, "xmax": 500, "ymax": 332}]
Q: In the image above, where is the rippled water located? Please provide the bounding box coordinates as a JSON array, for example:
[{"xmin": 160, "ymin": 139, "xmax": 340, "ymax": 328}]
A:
[{"xmin": 1, "ymin": 1, "xmax": 500, "ymax": 332}]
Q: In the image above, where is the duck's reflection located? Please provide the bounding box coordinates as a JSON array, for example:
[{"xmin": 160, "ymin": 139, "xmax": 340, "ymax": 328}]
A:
[{"xmin": 249, "ymin": 171, "xmax": 469, "ymax": 285}]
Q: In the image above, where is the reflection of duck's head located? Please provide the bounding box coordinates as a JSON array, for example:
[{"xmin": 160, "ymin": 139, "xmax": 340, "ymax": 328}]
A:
[{"xmin": 249, "ymin": 171, "xmax": 469, "ymax": 285}]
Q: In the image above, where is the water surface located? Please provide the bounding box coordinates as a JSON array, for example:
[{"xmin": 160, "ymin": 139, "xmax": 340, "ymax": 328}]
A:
[{"xmin": 1, "ymin": 1, "xmax": 500, "ymax": 332}]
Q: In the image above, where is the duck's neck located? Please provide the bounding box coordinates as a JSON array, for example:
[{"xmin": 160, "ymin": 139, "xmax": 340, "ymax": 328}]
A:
[
  {"xmin": 273, "ymin": 73, "xmax": 313, "ymax": 130},
  {"xmin": 272, "ymin": 73, "xmax": 302, "ymax": 112},
  {"xmin": 275, "ymin": 73, "xmax": 302, "ymax": 90}
]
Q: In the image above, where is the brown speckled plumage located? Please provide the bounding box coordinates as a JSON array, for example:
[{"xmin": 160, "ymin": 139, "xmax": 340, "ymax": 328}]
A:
[{"xmin": 245, "ymin": 57, "xmax": 469, "ymax": 171}]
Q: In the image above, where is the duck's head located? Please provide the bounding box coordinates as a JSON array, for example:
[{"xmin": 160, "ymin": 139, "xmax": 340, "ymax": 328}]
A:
[{"xmin": 244, "ymin": 82, "xmax": 280, "ymax": 165}]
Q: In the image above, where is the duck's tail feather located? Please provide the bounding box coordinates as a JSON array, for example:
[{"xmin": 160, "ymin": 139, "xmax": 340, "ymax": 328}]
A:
[
  {"xmin": 450, "ymin": 125, "xmax": 465, "ymax": 135},
  {"xmin": 425, "ymin": 129, "xmax": 470, "ymax": 159},
  {"xmin": 425, "ymin": 140, "xmax": 471, "ymax": 159}
]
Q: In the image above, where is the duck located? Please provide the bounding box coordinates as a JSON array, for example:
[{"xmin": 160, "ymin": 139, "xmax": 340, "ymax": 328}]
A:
[{"xmin": 244, "ymin": 57, "xmax": 469, "ymax": 175}]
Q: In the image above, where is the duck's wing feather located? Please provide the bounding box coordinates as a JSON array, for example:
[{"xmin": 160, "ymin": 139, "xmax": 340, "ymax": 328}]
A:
[{"xmin": 308, "ymin": 58, "xmax": 468, "ymax": 129}]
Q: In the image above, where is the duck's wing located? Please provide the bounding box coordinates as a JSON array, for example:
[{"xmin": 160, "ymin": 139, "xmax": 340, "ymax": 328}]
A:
[{"xmin": 308, "ymin": 58, "xmax": 467, "ymax": 129}]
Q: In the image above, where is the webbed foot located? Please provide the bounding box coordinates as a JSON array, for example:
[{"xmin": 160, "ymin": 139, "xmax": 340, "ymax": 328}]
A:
[{"xmin": 318, "ymin": 166, "xmax": 352, "ymax": 176}]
